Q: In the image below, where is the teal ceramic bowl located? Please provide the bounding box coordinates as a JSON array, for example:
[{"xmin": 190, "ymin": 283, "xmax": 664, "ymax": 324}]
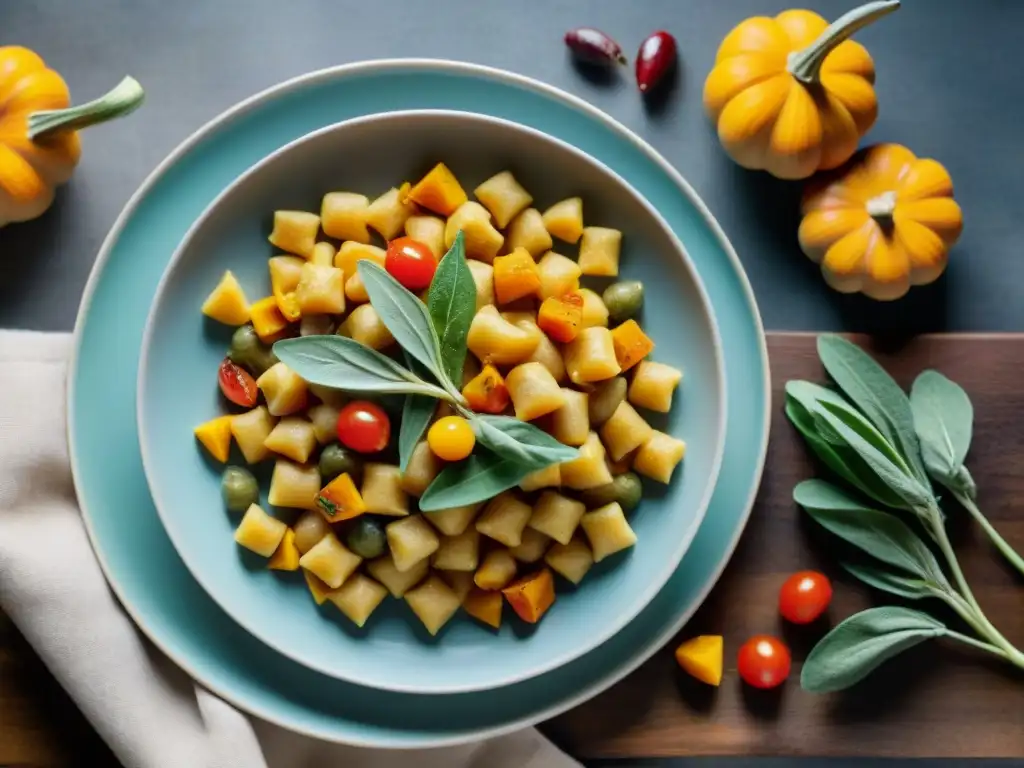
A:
[{"xmin": 137, "ymin": 110, "xmax": 726, "ymax": 694}]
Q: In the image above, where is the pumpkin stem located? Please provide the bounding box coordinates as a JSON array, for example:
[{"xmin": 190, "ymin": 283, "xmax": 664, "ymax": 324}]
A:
[
  {"xmin": 787, "ymin": 0, "xmax": 900, "ymax": 85},
  {"xmin": 28, "ymin": 76, "xmax": 145, "ymax": 141},
  {"xmin": 866, "ymin": 190, "xmax": 897, "ymax": 221}
]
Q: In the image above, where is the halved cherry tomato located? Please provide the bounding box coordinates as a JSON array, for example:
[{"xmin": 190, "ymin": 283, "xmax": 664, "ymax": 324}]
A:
[
  {"xmin": 385, "ymin": 237, "xmax": 437, "ymax": 291},
  {"xmin": 737, "ymin": 635, "xmax": 791, "ymax": 690},
  {"xmin": 218, "ymin": 358, "xmax": 258, "ymax": 407},
  {"xmin": 336, "ymin": 401, "xmax": 391, "ymax": 453},
  {"xmin": 779, "ymin": 570, "xmax": 833, "ymax": 625}
]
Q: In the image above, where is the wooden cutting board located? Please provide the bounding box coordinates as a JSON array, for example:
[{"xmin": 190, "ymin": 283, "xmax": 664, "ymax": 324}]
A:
[{"xmin": 1, "ymin": 334, "xmax": 1022, "ymax": 767}]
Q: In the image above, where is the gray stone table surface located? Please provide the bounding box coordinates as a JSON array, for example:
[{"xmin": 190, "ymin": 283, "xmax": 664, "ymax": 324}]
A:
[{"xmin": 2, "ymin": 0, "xmax": 1023, "ymax": 335}]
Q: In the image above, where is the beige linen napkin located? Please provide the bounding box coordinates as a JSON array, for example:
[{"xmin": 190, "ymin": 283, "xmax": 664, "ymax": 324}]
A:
[{"xmin": 0, "ymin": 330, "xmax": 579, "ymax": 768}]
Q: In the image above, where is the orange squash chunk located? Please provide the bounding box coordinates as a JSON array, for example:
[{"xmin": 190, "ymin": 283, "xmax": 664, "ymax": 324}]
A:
[
  {"xmin": 464, "ymin": 588, "xmax": 503, "ymax": 629},
  {"xmin": 462, "ymin": 364, "xmax": 510, "ymax": 414},
  {"xmin": 315, "ymin": 472, "xmax": 366, "ymax": 522},
  {"xmin": 610, "ymin": 320, "xmax": 654, "ymax": 372},
  {"xmin": 502, "ymin": 567, "xmax": 555, "ymax": 624},
  {"xmin": 537, "ymin": 292, "xmax": 584, "ymax": 343},
  {"xmin": 492, "ymin": 247, "xmax": 541, "ymax": 305},
  {"xmin": 250, "ymin": 296, "xmax": 290, "ymax": 342},
  {"xmin": 268, "ymin": 528, "xmax": 301, "ymax": 571},
  {"xmin": 404, "ymin": 163, "xmax": 467, "ymax": 216}
]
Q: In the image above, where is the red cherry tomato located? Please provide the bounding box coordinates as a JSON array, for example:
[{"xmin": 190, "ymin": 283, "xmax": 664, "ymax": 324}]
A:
[
  {"xmin": 779, "ymin": 570, "xmax": 833, "ymax": 624},
  {"xmin": 336, "ymin": 401, "xmax": 391, "ymax": 453},
  {"xmin": 218, "ymin": 358, "xmax": 258, "ymax": 407},
  {"xmin": 385, "ymin": 237, "xmax": 437, "ymax": 291},
  {"xmin": 737, "ymin": 635, "xmax": 791, "ymax": 690}
]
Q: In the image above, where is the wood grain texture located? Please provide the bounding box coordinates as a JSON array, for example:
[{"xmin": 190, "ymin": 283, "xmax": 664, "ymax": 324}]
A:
[{"xmin": 1, "ymin": 334, "xmax": 1022, "ymax": 765}]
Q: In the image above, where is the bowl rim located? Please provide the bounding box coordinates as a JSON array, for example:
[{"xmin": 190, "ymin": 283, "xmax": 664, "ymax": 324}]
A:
[{"xmin": 135, "ymin": 107, "xmax": 728, "ymax": 694}]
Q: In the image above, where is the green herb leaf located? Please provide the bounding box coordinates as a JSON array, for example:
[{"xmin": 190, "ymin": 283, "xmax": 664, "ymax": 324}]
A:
[
  {"xmin": 472, "ymin": 414, "xmax": 579, "ymax": 466},
  {"xmin": 357, "ymin": 260, "xmax": 452, "ymax": 391},
  {"xmin": 817, "ymin": 335, "xmax": 930, "ymax": 486},
  {"xmin": 399, "ymin": 395, "xmax": 435, "ymax": 472},
  {"xmin": 793, "ymin": 479, "xmax": 949, "ymax": 588},
  {"xmin": 840, "ymin": 560, "xmax": 939, "ymax": 601},
  {"xmin": 273, "ymin": 336, "xmax": 449, "ymax": 398},
  {"xmin": 801, "ymin": 607, "xmax": 947, "ymax": 692},
  {"xmin": 427, "ymin": 231, "xmax": 477, "ymax": 386},
  {"xmin": 910, "ymin": 370, "xmax": 975, "ymax": 493},
  {"xmin": 419, "ymin": 446, "xmax": 546, "ymax": 512}
]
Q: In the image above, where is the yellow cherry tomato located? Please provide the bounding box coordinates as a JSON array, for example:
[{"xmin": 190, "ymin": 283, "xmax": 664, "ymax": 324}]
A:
[{"xmin": 427, "ymin": 416, "xmax": 476, "ymax": 461}]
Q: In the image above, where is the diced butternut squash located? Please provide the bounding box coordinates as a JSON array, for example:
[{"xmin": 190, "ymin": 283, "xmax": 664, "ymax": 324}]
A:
[
  {"xmin": 610, "ymin": 320, "xmax": 655, "ymax": 372},
  {"xmin": 492, "ymin": 248, "xmax": 540, "ymax": 305},
  {"xmin": 467, "ymin": 305, "xmax": 541, "ymax": 366},
  {"xmin": 405, "ymin": 163, "xmax": 467, "ymax": 217},
  {"xmin": 551, "ymin": 388, "xmax": 590, "ymax": 447},
  {"xmin": 257, "ymin": 362, "xmax": 308, "ymax": 416},
  {"xmin": 366, "ymin": 184, "xmax": 418, "ymax": 240},
  {"xmin": 445, "ymin": 201, "xmax": 504, "ymax": 263},
  {"xmin": 629, "ymin": 361, "xmax": 682, "ymax": 413},
  {"xmin": 560, "ymin": 431, "xmax": 614, "ymax": 490},
  {"xmin": 564, "ymin": 327, "xmax": 621, "ymax": 385},
  {"xmin": 580, "ymin": 502, "xmax": 637, "ymax": 562},
  {"xmin": 432, "ymin": 529, "xmax": 481, "ymax": 572},
  {"xmin": 315, "ymin": 472, "xmax": 365, "ymax": 521},
  {"xmin": 537, "ymin": 292, "xmax": 583, "ymax": 343},
  {"xmin": 542, "ymin": 197, "xmax": 584, "ymax": 243},
  {"xmin": 579, "ymin": 288, "xmax": 609, "ymax": 328},
  {"xmin": 424, "ymin": 503, "xmax": 481, "ymax": 537},
  {"xmin": 474, "ymin": 171, "xmax": 533, "ymax": 229},
  {"xmin": 304, "ymin": 569, "xmax": 333, "ymax": 605},
  {"xmin": 510, "ymin": 527, "xmax": 551, "ymax": 564},
  {"xmin": 505, "ymin": 362, "xmax": 566, "ymax": 421},
  {"xmin": 334, "ymin": 241, "xmax": 386, "ymax": 280},
  {"xmin": 537, "ymin": 251, "xmax": 582, "ymax": 300},
  {"xmin": 462, "ymin": 364, "xmax": 510, "ymax": 414},
  {"xmin": 194, "ymin": 415, "xmax": 234, "ymax": 463},
  {"xmin": 234, "ymin": 504, "xmax": 288, "ymax": 557},
  {"xmin": 502, "ymin": 568, "xmax": 555, "ymax": 624},
  {"xmin": 328, "ymin": 572, "xmax": 389, "ymax": 628},
  {"xmin": 310, "ymin": 241, "xmax": 336, "ymax": 267},
  {"xmin": 466, "ymin": 259, "xmax": 495, "ymax": 310},
  {"xmin": 505, "ymin": 208, "xmax": 553, "ymax": 258},
  {"xmin": 321, "ymin": 192, "xmax": 370, "ymax": 243},
  {"xmin": 367, "ymin": 555, "xmax": 428, "ymax": 597},
  {"xmin": 404, "ymin": 575, "xmax": 461, "ymax": 636},
  {"xmin": 633, "ymin": 430, "xmax": 686, "ymax": 483},
  {"xmin": 361, "ymin": 463, "xmax": 408, "ymax": 516},
  {"xmin": 529, "ymin": 490, "xmax": 586, "ymax": 545},
  {"xmin": 525, "ymin": 332, "xmax": 567, "ymax": 384},
  {"xmin": 578, "ymin": 226, "xmax": 621, "ymax": 276},
  {"xmin": 269, "ymin": 210, "xmax": 320, "ymax": 258},
  {"xmin": 296, "ymin": 263, "xmax": 345, "ymax": 316},
  {"xmin": 399, "ymin": 441, "xmax": 442, "ymax": 497},
  {"xmin": 264, "ymin": 417, "xmax": 317, "ymax": 463},
  {"xmin": 601, "ymin": 401, "xmax": 654, "ymax": 462},
  {"xmin": 249, "ymin": 297, "xmax": 289, "ymax": 343},
  {"xmin": 202, "ymin": 271, "xmax": 250, "ymax": 325},
  {"xmin": 307, "ymin": 403, "xmax": 340, "ymax": 444},
  {"xmin": 463, "ymin": 588, "xmax": 503, "ymax": 629},
  {"xmin": 544, "ymin": 536, "xmax": 594, "ymax": 585},
  {"xmin": 298, "ymin": 531, "xmax": 362, "ymax": 588},
  {"xmin": 386, "ymin": 516, "xmax": 440, "ymax": 572},
  {"xmin": 405, "ymin": 214, "xmax": 446, "ymax": 258},
  {"xmin": 269, "ymin": 256, "xmax": 305, "ymax": 321},
  {"xmin": 268, "ymin": 528, "xmax": 300, "ymax": 571},
  {"xmin": 474, "ymin": 549, "xmax": 518, "ymax": 590},
  {"xmin": 230, "ymin": 406, "xmax": 275, "ymax": 464},
  {"xmin": 293, "ymin": 511, "xmax": 330, "ymax": 554},
  {"xmin": 519, "ymin": 463, "xmax": 561, "ymax": 492},
  {"xmin": 441, "ymin": 570, "xmax": 476, "ymax": 602},
  {"xmin": 475, "ymin": 491, "xmax": 532, "ymax": 547},
  {"xmin": 338, "ymin": 304, "xmax": 395, "ymax": 350},
  {"xmin": 268, "ymin": 459, "xmax": 320, "ymax": 510},
  {"xmin": 675, "ymin": 635, "xmax": 724, "ymax": 686}
]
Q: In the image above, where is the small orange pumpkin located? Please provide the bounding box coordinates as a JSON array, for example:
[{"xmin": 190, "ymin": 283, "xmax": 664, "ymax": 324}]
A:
[
  {"xmin": 704, "ymin": 0, "xmax": 899, "ymax": 179},
  {"xmin": 799, "ymin": 143, "xmax": 963, "ymax": 301},
  {"xmin": 0, "ymin": 46, "xmax": 144, "ymax": 227}
]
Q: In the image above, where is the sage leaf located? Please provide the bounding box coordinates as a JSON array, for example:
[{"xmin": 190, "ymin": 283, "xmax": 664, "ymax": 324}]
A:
[
  {"xmin": 358, "ymin": 261, "xmax": 451, "ymax": 390},
  {"xmin": 910, "ymin": 370, "xmax": 975, "ymax": 493},
  {"xmin": 817, "ymin": 335, "xmax": 929, "ymax": 486},
  {"xmin": 419, "ymin": 446, "xmax": 546, "ymax": 511},
  {"xmin": 273, "ymin": 336, "xmax": 449, "ymax": 399},
  {"xmin": 801, "ymin": 607, "xmax": 947, "ymax": 692},
  {"xmin": 399, "ymin": 395, "xmax": 435, "ymax": 472},
  {"xmin": 427, "ymin": 231, "xmax": 476, "ymax": 387},
  {"xmin": 793, "ymin": 479, "xmax": 949, "ymax": 588},
  {"xmin": 841, "ymin": 560, "xmax": 939, "ymax": 601},
  {"xmin": 472, "ymin": 414, "xmax": 579, "ymax": 466}
]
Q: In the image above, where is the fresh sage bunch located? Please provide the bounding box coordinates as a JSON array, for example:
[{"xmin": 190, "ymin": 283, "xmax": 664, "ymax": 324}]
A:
[
  {"xmin": 274, "ymin": 231, "xmax": 578, "ymax": 511},
  {"xmin": 788, "ymin": 334, "xmax": 1024, "ymax": 693}
]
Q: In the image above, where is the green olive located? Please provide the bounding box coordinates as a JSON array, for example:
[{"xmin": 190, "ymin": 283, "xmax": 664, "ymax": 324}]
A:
[
  {"xmin": 346, "ymin": 518, "xmax": 387, "ymax": 559},
  {"xmin": 587, "ymin": 377, "xmax": 627, "ymax": 425},
  {"xmin": 222, "ymin": 466, "xmax": 259, "ymax": 512},
  {"xmin": 580, "ymin": 471, "xmax": 643, "ymax": 513},
  {"xmin": 602, "ymin": 281, "xmax": 644, "ymax": 322},
  {"xmin": 228, "ymin": 325, "xmax": 277, "ymax": 376},
  {"xmin": 318, "ymin": 443, "xmax": 363, "ymax": 482}
]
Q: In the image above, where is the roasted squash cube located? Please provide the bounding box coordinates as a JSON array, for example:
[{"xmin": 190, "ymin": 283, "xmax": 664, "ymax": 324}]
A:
[
  {"xmin": 610, "ymin": 320, "xmax": 655, "ymax": 372},
  {"xmin": 474, "ymin": 549, "xmax": 517, "ymax": 590},
  {"xmin": 321, "ymin": 192, "xmax": 370, "ymax": 243},
  {"xmin": 462, "ymin": 364, "xmax": 510, "ymax": 414},
  {"xmin": 475, "ymin": 491, "xmax": 532, "ymax": 547},
  {"xmin": 400, "ymin": 441, "xmax": 443, "ymax": 497},
  {"xmin": 432, "ymin": 529, "xmax": 481, "ymax": 572},
  {"xmin": 474, "ymin": 171, "xmax": 533, "ymax": 229},
  {"xmin": 544, "ymin": 536, "xmax": 594, "ymax": 585},
  {"xmin": 505, "ymin": 207, "xmax": 553, "ymax": 258},
  {"xmin": 257, "ymin": 362, "xmax": 308, "ymax": 416},
  {"xmin": 263, "ymin": 416, "xmax": 317, "ymax": 463},
  {"xmin": 463, "ymin": 588, "xmax": 503, "ymax": 629},
  {"xmin": 386, "ymin": 516, "xmax": 440, "ymax": 572},
  {"xmin": 510, "ymin": 527, "xmax": 551, "ymax": 563},
  {"xmin": 601, "ymin": 401, "xmax": 654, "ymax": 462},
  {"xmin": 404, "ymin": 575, "xmax": 461, "ymax": 635},
  {"xmin": 467, "ymin": 305, "xmax": 541, "ymax": 366},
  {"xmin": 445, "ymin": 201, "xmax": 504, "ymax": 263},
  {"xmin": 249, "ymin": 296, "xmax": 289, "ymax": 343},
  {"xmin": 529, "ymin": 490, "xmax": 586, "ymax": 545},
  {"xmin": 296, "ymin": 263, "xmax": 345, "ymax": 316},
  {"xmin": 506, "ymin": 362, "xmax": 566, "ymax": 421},
  {"xmin": 537, "ymin": 251, "xmax": 582, "ymax": 300},
  {"xmin": 316, "ymin": 472, "xmax": 365, "ymax": 521},
  {"xmin": 367, "ymin": 555, "xmax": 428, "ymax": 597},
  {"xmin": 502, "ymin": 568, "xmax": 555, "ymax": 624},
  {"xmin": 405, "ymin": 163, "xmax": 467, "ymax": 216},
  {"xmin": 578, "ymin": 226, "xmax": 621, "ymax": 276},
  {"xmin": 303, "ymin": 569, "xmax": 333, "ymax": 605},
  {"xmin": 338, "ymin": 304, "xmax": 395, "ymax": 350},
  {"xmin": 404, "ymin": 214, "xmax": 446, "ymax": 258},
  {"xmin": 633, "ymin": 430, "xmax": 686, "ymax": 483},
  {"xmin": 580, "ymin": 502, "xmax": 637, "ymax": 562},
  {"xmin": 234, "ymin": 504, "xmax": 287, "ymax": 557},
  {"xmin": 298, "ymin": 531, "xmax": 362, "ymax": 588},
  {"xmin": 560, "ymin": 432, "xmax": 613, "ymax": 490},
  {"xmin": 269, "ymin": 210, "xmax": 320, "ymax": 258},
  {"xmin": 268, "ymin": 528, "xmax": 301, "ymax": 571},
  {"xmin": 675, "ymin": 635, "xmax": 724, "ymax": 686},
  {"xmin": 537, "ymin": 292, "xmax": 583, "ymax": 343},
  {"xmin": 202, "ymin": 270, "xmax": 250, "ymax": 325},
  {"xmin": 424, "ymin": 503, "xmax": 481, "ymax": 537},
  {"xmin": 230, "ymin": 406, "xmax": 275, "ymax": 464},
  {"xmin": 564, "ymin": 327, "xmax": 621, "ymax": 385},
  {"xmin": 492, "ymin": 247, "xmax": 540, "ymax": 305},
  {"xmin": 268, "ymin": 459, "xmax": 320, "ymax": 510},
  {"xmin": 328, "ymin": 572, "xmax": 388, "ymax": 627},
  {"xmin": 541, "ymin": 197, "xmax": 584, "ymax": 244},
  {"xmin": 194, "ymin": 415, "xmax": 234, "ymax": 463}
]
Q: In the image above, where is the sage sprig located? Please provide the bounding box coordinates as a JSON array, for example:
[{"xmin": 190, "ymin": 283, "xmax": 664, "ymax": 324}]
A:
[
  {"xmin": 274, "ymin": 230, "xmax": 577, "ymax": 510},
  {"xmin": 788, "ymin": 335, "xmax": 1024, "ymax": 692}
]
